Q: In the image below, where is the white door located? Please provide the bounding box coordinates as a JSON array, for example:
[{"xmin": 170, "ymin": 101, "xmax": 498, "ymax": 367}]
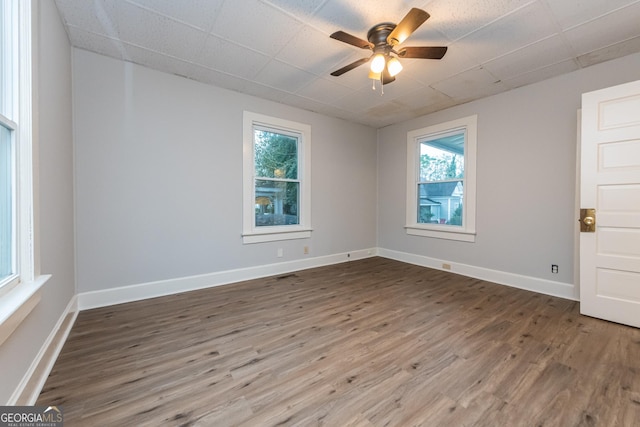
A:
[{"xmin": 580, "ymin": 79, "xmax": 640, "ymax": 328}]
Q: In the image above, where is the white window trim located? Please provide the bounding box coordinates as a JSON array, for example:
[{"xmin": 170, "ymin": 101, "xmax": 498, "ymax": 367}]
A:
[
  {"xmin": 0, "ymin": 0, "xmax": 49, "ymax": 346},
  {"xmin": 242, "ymin": 111, "xmax": 312, "ymax": 244},
  {"xmin": 406, "ymin": 115, "xmax": 477, "ymax": 242}
]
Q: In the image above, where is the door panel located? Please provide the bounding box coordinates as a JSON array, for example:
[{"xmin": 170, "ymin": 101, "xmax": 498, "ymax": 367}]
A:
[
  {"xmin": 600, "ymin": 140, "xmax": 640, "ymax": 170},
  {"xmin": 596, "ymin": 269, "xmax": 640, "ymax": 300},
  {"xmin": 598, "ymin": 228, "xmax": 640, "ymax": 257},
  {"xmin": 580, "ymin": 79, "xmax": 640, "ymax": 328}
]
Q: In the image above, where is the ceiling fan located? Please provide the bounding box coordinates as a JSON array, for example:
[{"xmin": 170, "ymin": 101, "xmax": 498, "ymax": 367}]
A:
[{"xmin": 329, "ymin": 8, "xmax": 447, "ymax": 86}]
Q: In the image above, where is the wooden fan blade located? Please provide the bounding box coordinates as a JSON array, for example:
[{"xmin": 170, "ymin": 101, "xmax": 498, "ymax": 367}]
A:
[
  {"xmin": 387, "ymin": 8, "xmax": 430, "ymax": 46},
  {"xmin": 330, "ymin": 57, "xmax": 371, "ymax": 76},
  {"xmin": 330, "ymin": 31, "xmax": 374, "ymax": 50},
  {"xmin": 398, "ymin": 46, "xmax": 447, "ymax": 59}
]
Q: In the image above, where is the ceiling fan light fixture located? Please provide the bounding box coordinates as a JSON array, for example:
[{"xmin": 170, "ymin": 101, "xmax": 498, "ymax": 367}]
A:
[
  {"xmin": 370, "ymin": 53, "xmax": 386, "ymax": 73},
  {"xmin": 387, "ymin": 57, "xmax": 403, "ymax": 77},
  {"xmin": 329, "ymin": 8, "xmax": 446, "ymax": 91}
]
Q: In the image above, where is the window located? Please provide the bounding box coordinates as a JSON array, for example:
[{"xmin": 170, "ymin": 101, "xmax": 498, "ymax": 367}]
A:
[
  {"xmin": 0, "ymin": 0, "xmax": 22, "ymax": 295},
  {"xmin": 243, "ymin": 112, "xmax": 311, "ymax": 244},
  {"xmin": 0, "ymin": 115, "xmax": 16, "ymax": 290},
  {"xmin": 406, "ymin": 115, "xmax": 477, "ymax": 242},
  {"xmin": 1, "ymin": 0, "xmax": 43, "ymax": 334}
]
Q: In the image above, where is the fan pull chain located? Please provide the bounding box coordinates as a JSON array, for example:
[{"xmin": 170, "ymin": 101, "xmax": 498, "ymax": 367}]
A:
[
  {"xmin": 380, "ymin": 73, "xmax": 384, "ymax": 95},
  {"xmin": 372, "ymin": 79, "xmax": 376, "ymax": 91}
]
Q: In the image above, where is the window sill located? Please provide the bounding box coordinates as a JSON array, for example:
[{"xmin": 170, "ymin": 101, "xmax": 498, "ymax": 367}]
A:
[
  {"xmin": 0, "ymin": 275, "xmax": 51, "ymax": 346},
  {"xmin": 243, "ymin": 228, "xmax": 312, "ymax": 244},
  {"xmin": 406, "ymin": 225, "xmax": 476, "ymax": 242}
]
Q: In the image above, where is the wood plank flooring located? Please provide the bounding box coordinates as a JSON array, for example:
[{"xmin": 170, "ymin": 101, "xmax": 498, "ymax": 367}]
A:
[{"xmin": 37, "ymin": 257, "xmax": 640, "ymax": 426}]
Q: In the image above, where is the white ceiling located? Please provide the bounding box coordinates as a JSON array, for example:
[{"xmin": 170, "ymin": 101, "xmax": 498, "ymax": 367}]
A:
[{"xmin": 53, "ymin": 0, "xmax": 640, "ymax": 128}]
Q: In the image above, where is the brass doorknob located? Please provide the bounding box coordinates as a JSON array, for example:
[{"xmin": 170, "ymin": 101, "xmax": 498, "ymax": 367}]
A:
[{"xmin": 580, "ymin": 208, "xmax": 596, "ymax": 232}]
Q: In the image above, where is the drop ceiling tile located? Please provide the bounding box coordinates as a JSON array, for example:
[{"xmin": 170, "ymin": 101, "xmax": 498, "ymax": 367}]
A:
[
  {"xmin": 125, "ymin": 0, "xmax": 223, "ymax": 31},
  {"xmin": 483, "ymin": 34, "xmax": 573, "ymax": 80},
  {"xmin": 241, "ymin": 81, "xmax": 292, "ymax": 102},
  {"xmin": 113, "ymin": 1, "xmax": 208, "ymax": 61},
  {"xmin": 254, "ymin": 60, "xmax": 317, "ymax": 93},
  {"xmin": 577, "ymin": 36, "xmax": 640, "ymax": 67},
  {"xmin": 121, "ymin": 47, "xmax": 200, "ymax": 79},
  {"xmin": 66, "ymin": 26, "xmax": 130, "ymax": 60},
  {"xmin": 184, "ymin": 67, "xmax": 249, "ymax": 93},
  {"xmin": 341, "ymin": 110, "xmax": 376, "ymax": 127},
  {"xmin": 544, "ymin": 0, "xmax": 638, "ymax": 30},
  {"xmin": 457, "ymin": 1, "xmax": 558, "ymax": 64},
  {"xmin": 280, "ymin": 93, "xmax": 333, "ymax": 114},
  {"xmin": 312, "ymin": 0, "xmax": 424, "ymax": 37},
  {"xmin": 431, "ymin": 66, "xmax": 505, "ymax": 100},
  {"xmin": 210, "ymin": 0, "xmax": 303, "ymax": 56},
  {"xmin": 196, "ymin": 36, "xmax": 271, "ymax": 79},
  {"xmin": 262, "ymin": 0, "xmax": 328, "ymax": 18},
  {"xmin": 295, "ymin": 77, "xmax": 355, "ymax": 104},
  {"xmin": 277, "ymin": 26, "xmax": 354, "ymax": 76},
  {"xmin": 502, "ymin": 59, "xmax": 579, "ymax": 88},
  {"xmin": 425, "ymin": 0, "xmax": 536, "ymax": 41},
  {"xmin": 389, "ymin": 86, "xmax": 453, "ymax": 110},
  {"xmin": 410, "ymin": 97, "xmax": 457, "ymax": 118},
  {"xmin": 330, "ymin": 87, "xmax": 381, "ymax": 113},
  {"xmin": 54, "ymin": 0, "xmax": 121, "ymax": 37},
  {"xmin": 366, "ymin": 101, "xmax": 413, "ymax": 119},
  {"xmin": 370, "ymin": 74, "xmax": 426, "ymax": 100},
  {"xmin": 563, "ymin": 2, "xmax": 640, "ymax": 55}
]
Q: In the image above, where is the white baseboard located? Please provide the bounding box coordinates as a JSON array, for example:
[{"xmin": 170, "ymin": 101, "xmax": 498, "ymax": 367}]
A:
[
  {"xmin": 378, "ymin": 248, "xmax": 577, "ymax": 301},
  {"xmin": 78, "ymin": 248, "xmax": 377, "ymax": 310},
  {"xmin": 78, "ymin": 246, "xmax": 577, "ymax": 311},
  {"xmin": 9, "ymin": 294, "xmax": 78, "ymax": 405}
]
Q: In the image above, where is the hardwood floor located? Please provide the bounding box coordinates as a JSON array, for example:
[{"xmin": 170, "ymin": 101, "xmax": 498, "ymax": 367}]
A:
[{"xmin": 37, "ymin": 257, "xmax": 640, "ymax": 426}]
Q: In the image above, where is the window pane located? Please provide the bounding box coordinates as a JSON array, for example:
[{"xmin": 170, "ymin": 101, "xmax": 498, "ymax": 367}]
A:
[
  {"xmin": 254, "ymin": 129, "xmax": 298, "ymax": 179},
  {"xmin": 0, "ymin": 3, "xmax": 4, "ymax": 118},
  {"xmin": 0, "ymin": 124, "xmax": 13, "ymax": 280},
  {"xmin": 255, "ymin": 179, "xmax": 299, "ymax": 226},
  {"xmin": 417, "ymin": 181, "xmax": 463, "ymax": 226},
  {"xmin": 419, "ymin": 132, "xmax": 464, "ymax": 182},
  {"xmin": 0, "ymin": 1, "xmax": 14, "ymax": 119}
]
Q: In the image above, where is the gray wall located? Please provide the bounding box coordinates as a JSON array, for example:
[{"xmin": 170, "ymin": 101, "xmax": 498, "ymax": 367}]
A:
[
  {"xmin": 72, "ymin": 50, "xmax": 378, "ymax": 293},
  {"xmin": 377, "ymin": 52, "xmax": 640, "ymax": 288},
  {"xmin": 0, "ymin": 0, "xmax": 75, "ymax": 403}
]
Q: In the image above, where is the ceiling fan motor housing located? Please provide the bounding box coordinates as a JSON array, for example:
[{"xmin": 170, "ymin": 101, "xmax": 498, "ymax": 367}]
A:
[{"xmin": 367, "ymin": 23, "xmax": 397, "ymax": 54}]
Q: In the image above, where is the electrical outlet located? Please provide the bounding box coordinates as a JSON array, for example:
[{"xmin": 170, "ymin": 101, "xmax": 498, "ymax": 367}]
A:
[
  {"xmin": 442, "ymin": 263, "xmax": 451, "ymax": 270},
  {"xmin": 304, "ymin": 246, "xmax": 309, "ymax": 254},
  {"xmin": 277, "ymin": 248, "xmax": 283, "ymax": 258},
  {"xmin": 551, "ymin": 264, "xmax": 558, "ymax": 274}
]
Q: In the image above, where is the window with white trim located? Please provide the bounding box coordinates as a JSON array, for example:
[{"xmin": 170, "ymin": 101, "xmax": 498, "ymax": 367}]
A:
[
  {"xmin": 406, "ymin": 115, "xmax": 477, "ymax": 242},
  {"xmin": 1, "ymin": 0, "xmax": 48, "ymax": 348},
  {"xmin": 0, "ymin": 0, "xmax": 41, "ymax": 311},
  {"xmin": 242, "ymin": 112, "xmax": 311, "ymax": 244}
]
